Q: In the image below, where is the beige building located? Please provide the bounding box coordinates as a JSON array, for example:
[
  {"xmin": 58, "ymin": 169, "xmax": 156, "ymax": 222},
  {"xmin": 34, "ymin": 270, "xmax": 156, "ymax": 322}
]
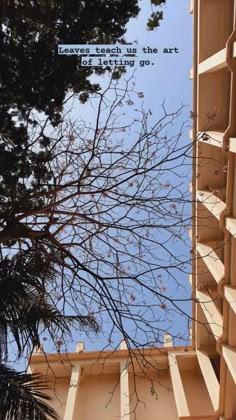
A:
[{"xmin": 30, "ymin": 1, "xmax": 236, "ymax": 418}]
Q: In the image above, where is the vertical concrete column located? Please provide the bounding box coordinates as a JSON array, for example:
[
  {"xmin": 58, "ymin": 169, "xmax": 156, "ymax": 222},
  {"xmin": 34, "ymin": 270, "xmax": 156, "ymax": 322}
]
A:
[
  {"xmin": 64, "ymin": 364, "xmax": 81, "ymax": 420},
  {"xmin": 189, "ymin": 327, "xmax": 192, "ymax": 342},
  {"xmin": 76, "ymin": 341, "xmax": 85, "ymax": 353},
  {"xmin": 120, "ymin": 341, "xmax": 130, "ymax": 419},
  {"xmin": 32, "ymin": 344, "xmax": 44, "ymax": 355},
  {"xmin": 64, "ymin": 343, "xmax": 84, "ymax": 420},
  {"xmin": 168, "ymin": 354, "xmax": 190, "ymax": 417},
  {"xmin": 189, "ymin": 0, "xmax": 193, "ymax": 14},
  {"xmin": 164, "ymin": 333, "xmax": 173, "ymax": 347}
]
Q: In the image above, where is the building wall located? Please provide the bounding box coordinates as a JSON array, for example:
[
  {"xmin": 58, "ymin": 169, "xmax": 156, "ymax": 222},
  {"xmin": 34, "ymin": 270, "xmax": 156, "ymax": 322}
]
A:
[
  {"xmin": 129, "ymin": 371, "xmax": 178, "ymax": 420},
  {"xmin": 74, "ymin": 373, "xmax": 120, "ymax": 420},
  {"xmin": 191, "ymin": 0, "xmax": 236, "ymax": 418},
  {"xmin": 45, "ymin": 378, "xmax": 69, "ymax": 419}
]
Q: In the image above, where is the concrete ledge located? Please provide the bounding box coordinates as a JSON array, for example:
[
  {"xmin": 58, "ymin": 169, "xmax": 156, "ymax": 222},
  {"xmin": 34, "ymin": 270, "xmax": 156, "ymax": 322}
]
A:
[
  {"xmin": 224, "ymin": 286, "xmax": 236, "ymax": 315},
  {"xmin": 225, "ymin": 217, "xmax": 236, "ymax": 236},
  {"xmin": 197, "ymin": 289, "xmax": 223, "ymax": 339},
  {"xmin": 197, "ymin": 243, "xmax": 224, "ymax": 285},
  {"xmin": 229, "ymin": 138, "xmax": 236, "ymax": 153},
  {"xmin": 233, "ymin": 41, "xmax": 236, "ymax": 59},
  {"xmin": 197, "ymin": 131, "xmax": 224, "ymax": 148},
  {"xmin": 196, "ymin": 350, "xmax": 219, "ymax": 412},
  {"xmin": 197, "ymin": 190, "xmax": 226, "ymax": 220},
  {"xmin": 189, "ymin": 0, "xmax": 193, "ymax": 14},
  {"xmin": 222, "ymin": 345, "xmax": 236, "ymax": 385},
  {"xmin": 198, "ymin": 48, "xmax": 227, "ymax": 74},
  {"xmin": 168, "ymin": 354, "xmax": 190, "ymax": 418}
]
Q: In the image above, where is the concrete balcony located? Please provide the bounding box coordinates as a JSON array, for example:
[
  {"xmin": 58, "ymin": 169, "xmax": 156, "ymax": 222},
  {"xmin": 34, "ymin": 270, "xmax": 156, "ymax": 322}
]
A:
[
  {"xmin": 196, "ymin": 256, "xmax": 218, "ymax": 290},
  {"xmin": 197, "ymin": 243, "xmax": 224, "ymax": 285},
  {"xmin": 197, "ymin": 142, "xmax": 226, "ymax": 191},
  {"xmin": 197, "ymin": 190, "xmax": 226, "ymax": 220},
  {"xmin": 197, "ymin": 289, "xmax": 223, "ymax": 339},
  {"xmin": 198, "ymin": 68, "xmax": 231, "ymax": 132},
  {"xmin": 196, "ymin": 202, "xmax": 224, "ymax": 243},
  {"xmin": 169, "ymin": 352, "xmax": 218, "ymax": 419},
  {"xmin": 198, "ymin": 0, "xmax": 234, "ymax": 63},
  {"xmin": 198, "ymin": 41, "xmax": 236, "ymax": 74}
]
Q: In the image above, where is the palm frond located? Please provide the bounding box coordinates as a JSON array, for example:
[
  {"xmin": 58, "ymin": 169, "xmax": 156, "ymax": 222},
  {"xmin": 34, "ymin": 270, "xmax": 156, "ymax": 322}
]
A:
[
  {"xmin": 0, "ymin": 363, "xmax": 60, "ymax": 420},
  {"xmin": 0, "ymin": 249, "xmax": 99, "ymax": 359}
]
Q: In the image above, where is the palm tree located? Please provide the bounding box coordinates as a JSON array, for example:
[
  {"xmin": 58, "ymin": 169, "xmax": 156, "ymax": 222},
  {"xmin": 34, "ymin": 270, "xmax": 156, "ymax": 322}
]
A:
[
  {"xmin": 0, "ymin": 364, "xmax": 60, "ymax": 420},
  {"xmin": 0, "ymin": 246, "xmax": 99, "ymax": 419}
]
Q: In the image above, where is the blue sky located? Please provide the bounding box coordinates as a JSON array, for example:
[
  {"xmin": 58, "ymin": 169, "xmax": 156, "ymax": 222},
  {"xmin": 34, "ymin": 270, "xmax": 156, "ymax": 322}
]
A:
[
  {"xmin": 70, "ymin": 1, "xmax": 192, "ymax": 122},
  {"xmin": 12, "ymin": 1, "xmax": 194, "ymax": 368},
  {"xmin": 64, "ymin": 0, "xmax": 194, "ymax": 352},
  {"xmin": 125, "ymin": 1, "xmax": 192, "ymax": 110}
]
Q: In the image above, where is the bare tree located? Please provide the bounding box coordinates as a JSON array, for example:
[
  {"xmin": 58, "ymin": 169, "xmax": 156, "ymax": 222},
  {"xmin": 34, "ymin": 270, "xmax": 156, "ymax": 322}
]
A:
[
  {"xmin": 2, "ymin": 74, "xmax": 229, "ymax": 419},
  {"xmin": 0, "ymin": 75, "xmax": 194, "ymax": 360}
]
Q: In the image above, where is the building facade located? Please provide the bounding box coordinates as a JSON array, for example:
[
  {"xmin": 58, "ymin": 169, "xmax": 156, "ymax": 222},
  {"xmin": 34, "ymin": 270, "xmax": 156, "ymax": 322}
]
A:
[{"xmin": 30, "ymin": 1, "xmax": 236, "ymax": 419}]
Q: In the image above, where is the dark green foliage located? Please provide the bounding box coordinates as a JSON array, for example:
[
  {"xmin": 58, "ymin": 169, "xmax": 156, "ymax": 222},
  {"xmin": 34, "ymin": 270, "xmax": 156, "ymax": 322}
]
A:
[
  {"xmin": 0, "ymin": 1, "xmax": 166, "ymax": 220},
  {"xmin": 0, "ymin": 246, "xmax": 99, "ymax": 418},
  {"xmin": 147, "ymin": 11, "xmax": 164, "ymax": 30},
  {"xmin": 0, "ymin": 364, "xmax": 60, "ymax": 420},
  {"xmin": 150, "ymin": 0, "xmax": 166, "ymax": 6},
  {"xmin": 0, "ymin": 0, "xmax": 141, "ymax": 223},
  {"xmin": 0, "ymin": 247, "xmax": 99, "ymax": 359},
  {"xmin": 0, "ymin": 124, "xmax": 53, "ymax": 220},
  {"xmin": 0, "ymin": 0, "xmax": 140, "ymax": 121}
]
